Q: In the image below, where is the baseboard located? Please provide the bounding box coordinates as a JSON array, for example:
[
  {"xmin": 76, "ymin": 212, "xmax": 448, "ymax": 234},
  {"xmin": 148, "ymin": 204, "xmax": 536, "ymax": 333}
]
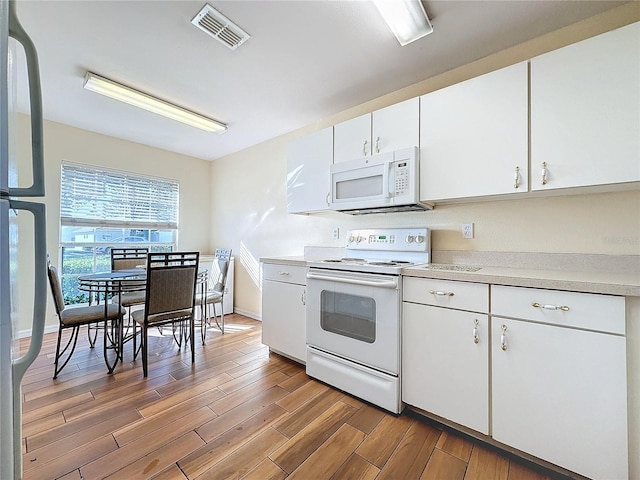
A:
[{"xmin": 232, "ymin": 308, "xmax": 261, "ymax": 321}]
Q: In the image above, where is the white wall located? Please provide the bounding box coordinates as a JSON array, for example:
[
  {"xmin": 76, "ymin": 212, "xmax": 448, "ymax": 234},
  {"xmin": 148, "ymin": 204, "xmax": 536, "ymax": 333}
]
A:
[
  {"xmin": 16, "ymin": 118, "xmax": 212, "ymax": 332},
  {"xmin": 209, "ymin": 4, "xmax": 640, "ymax": 319}
]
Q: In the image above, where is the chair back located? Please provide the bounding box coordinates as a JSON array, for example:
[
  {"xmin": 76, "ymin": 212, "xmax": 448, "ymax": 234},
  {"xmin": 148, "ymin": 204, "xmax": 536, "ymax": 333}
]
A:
[
  {"xmin": 47, "ymin": 264, "xmax": 66, "ymax": 315},
  {"xmin": 209, "ymin": 248, "xmax": 232, "ymax": 294},
  {"xmin": 144, "ymin": 252, "xmax": 199, "ymax": 321},
  {"xmin": 111, "ymin": 247, "xmax": 149, "ymax": 271}
]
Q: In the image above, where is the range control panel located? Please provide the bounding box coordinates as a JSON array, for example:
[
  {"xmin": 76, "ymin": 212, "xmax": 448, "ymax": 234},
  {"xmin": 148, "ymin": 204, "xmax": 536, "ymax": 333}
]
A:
[{"xmin": 345, "ymin": 228, "xmax": 430, "ymax": 252}]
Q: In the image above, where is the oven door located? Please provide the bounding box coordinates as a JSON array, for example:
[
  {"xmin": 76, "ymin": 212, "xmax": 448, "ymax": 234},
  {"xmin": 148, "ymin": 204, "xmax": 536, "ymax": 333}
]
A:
[{"xmin": 305, "ymin": 268, "xmax": 400, "ymax": 375}]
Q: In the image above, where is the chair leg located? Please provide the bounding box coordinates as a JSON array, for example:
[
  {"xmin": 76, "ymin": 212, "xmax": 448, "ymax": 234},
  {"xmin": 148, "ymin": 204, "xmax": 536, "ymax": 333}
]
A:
[
  {"xmin": 142, "ymin": 323, "xmax": 148, "ymax": 377},
  {"xmin": 87, "ymin": 323, "xmax": 98, "ymax": 348},
  {"xmin": 53, "ymin": 325, "xmax": 80, "ymax": 379},
  {"xmin": 201, "ymin": 303, "xmax": 208, "ymax": 345},
  {"xmin": 212, "ymin": 302, "xmax": 225, "ymax": 334},
  {"xmin": 190, "ymin": 316, "xmax": 195, "ymax": 364}
]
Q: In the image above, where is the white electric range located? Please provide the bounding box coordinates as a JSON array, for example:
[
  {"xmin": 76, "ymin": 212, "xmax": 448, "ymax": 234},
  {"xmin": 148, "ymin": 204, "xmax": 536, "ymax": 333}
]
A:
[{"xmin": 305, "ymin": 227, "xmax": 430, "ymax": 413}]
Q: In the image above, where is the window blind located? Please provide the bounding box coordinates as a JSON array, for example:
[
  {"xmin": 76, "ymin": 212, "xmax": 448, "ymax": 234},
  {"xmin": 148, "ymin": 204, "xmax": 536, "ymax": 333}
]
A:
[{"xmin": 60, "ymin": 163, "xmax": 179, "ymax": 229}]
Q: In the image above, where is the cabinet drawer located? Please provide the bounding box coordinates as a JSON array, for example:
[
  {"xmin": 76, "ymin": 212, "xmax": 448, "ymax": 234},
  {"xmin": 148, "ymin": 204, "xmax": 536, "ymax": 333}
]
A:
[
  {"xmin": 491, "ymin": 285, "xmax": 625, "ymax": 334},
  {"xmin": 403, "ymin": 277, "xmax": 489, "ymax": 313},
  {"xmin": 263, "ymin": 263, "xmax": 307, "ymax": 285}
]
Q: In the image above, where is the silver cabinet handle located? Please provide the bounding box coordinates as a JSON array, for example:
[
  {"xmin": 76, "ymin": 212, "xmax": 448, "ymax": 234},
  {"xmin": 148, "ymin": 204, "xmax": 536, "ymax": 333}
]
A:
[
  {"xmin": 473, "ymin": 319, "xmax": 479, "ymax": 345},
  {"xmin": 278, "ymin": 271, "xmax": 290, "ymax": 276},
  {"xmin": 301, "ymin": 290, "xmax": 306, "ymax": 306},
  {"xmin": 429, "ymin": 290, "xmax": 454, "ymax": 297},
  {"xmin": 541, "ymin": 162, "xmax": 548, "ymax": 185},
  {"xmin": 363, "ymin": 139, "xmax": 368, "ymax": 156},
  {"xmin": 514, "ymin": 166, "xmax": 520, "ymax": 189},
  {"xmin": 375, "ymin": 136, "xmax": 380, "ymax": 154},
  {"xmin": 500, "ymin": 324, "xmax": 508, "ymax": 351},
  {"xmin": 8, "ymin": 0, "xmax": 45, "ymax": 197},
  {"xmin": 326, "ymin": 192, "xmax": 330, "ymax": 206},
  {"xmin": 531, "ymin": 302, "xmax": 569, "ymax": 312}
]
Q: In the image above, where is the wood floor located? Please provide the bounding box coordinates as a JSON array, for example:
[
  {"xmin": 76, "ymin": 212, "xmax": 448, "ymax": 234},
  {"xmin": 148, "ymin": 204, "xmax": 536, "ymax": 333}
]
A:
[{"xmin": 19, "ymin": 314, "xmax": 559, "ymax": 480}]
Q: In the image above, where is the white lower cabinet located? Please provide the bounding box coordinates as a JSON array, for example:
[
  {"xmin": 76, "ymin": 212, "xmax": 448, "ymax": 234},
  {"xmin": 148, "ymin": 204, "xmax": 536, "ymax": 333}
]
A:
[
  {"xmin": 261, "ymin": 264, "xmax": 307, "ymax": 363},
  {"xmin": 403, "ymin": 278, "xmax": 489, "ymax": 434},
  {"xmin": 491, "ymin": 285, "xmax": 628, "ymax": 480},
  {"xmin": 402, "ymin": 279, "xmax": 629, "ymax": 479}
]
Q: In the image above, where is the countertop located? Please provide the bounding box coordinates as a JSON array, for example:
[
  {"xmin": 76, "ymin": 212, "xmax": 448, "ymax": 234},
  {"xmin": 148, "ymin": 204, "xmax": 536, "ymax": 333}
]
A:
[
  {"xmin": 401, "ymin": 264, "xmax": 640, "ymax": 297},
  {"xmin": 260, "ymin": 253, "xmax": 640, "ymax": 297}
]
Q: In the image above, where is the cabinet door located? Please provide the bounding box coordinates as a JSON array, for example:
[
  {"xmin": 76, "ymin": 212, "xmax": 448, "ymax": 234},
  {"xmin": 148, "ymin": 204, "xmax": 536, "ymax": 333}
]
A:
[
  {"xmin": 492, "ymin": 318, "xmax": 628, "ymax": 480},
  {"xmin": 262, "ymin": 280, "xmax": 306, "ymax": 363},
  {"xmin": 531, "ymin": 22, "xmax": 640, "ymax": 190},
  {"xmin": 420, "ymin": 62, "xmax": 528, "ymax": 201},
  {"xmin": 372, "ymin": 97, "xmax": 419, "ymax": 155},
  {"xmin": 403, "ymin": 302, "xmax": 489, "ymax": 434},
  {"xmin": 287, "ymin": 127, "xmax": 333, "ymax": 213},
  {"xmin": 333, "ymin": 114, "xmax": 371, "ymax": 163}
]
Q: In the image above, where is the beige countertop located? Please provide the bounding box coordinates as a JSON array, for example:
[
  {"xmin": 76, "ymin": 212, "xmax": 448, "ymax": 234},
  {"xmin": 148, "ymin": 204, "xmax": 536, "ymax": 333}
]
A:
[
  {"xmin": 401, "ymin": 264, "xmax": 640, "ymax": 297},
  {"xmin": 261, "ymin": 254, "xmax": 640, "ymax": 297},
  {"xmin": 260, "ymin": 255, "xmax": 308, "ymax": 266}
]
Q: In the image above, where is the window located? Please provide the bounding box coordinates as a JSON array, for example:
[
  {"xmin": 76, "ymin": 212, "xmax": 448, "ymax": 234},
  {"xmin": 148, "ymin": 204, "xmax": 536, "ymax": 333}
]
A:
[{"xmin": 59, "ymin": 162, "xmax": 179, "ymax": 304}]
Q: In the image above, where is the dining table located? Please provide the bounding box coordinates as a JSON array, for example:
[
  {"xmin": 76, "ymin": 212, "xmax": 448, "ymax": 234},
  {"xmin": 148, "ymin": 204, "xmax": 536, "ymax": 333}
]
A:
[{"xmin": 77, "ymin": 267, "xmax": 208, "ymax": 373}]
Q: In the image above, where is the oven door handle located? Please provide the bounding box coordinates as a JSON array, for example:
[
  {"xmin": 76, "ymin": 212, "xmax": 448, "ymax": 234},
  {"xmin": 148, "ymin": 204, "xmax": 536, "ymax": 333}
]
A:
[{"xmin": 306, "ymin": 272, "xmax": 397, "ymax": 289}]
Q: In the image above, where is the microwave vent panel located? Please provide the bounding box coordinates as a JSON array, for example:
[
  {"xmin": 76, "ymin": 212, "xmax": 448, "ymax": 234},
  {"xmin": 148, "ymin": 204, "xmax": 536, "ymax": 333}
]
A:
[{"xmin": 191, "ymin": 4, "xmax": 250, "ymax": 50}]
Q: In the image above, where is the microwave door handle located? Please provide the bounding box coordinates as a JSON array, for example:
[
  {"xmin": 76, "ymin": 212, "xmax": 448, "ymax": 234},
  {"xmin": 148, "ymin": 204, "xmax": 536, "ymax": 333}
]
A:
[
  {"xmin": 383, "ymin": 161, "xmax": 392, "ymax": 198},
  {"xmin": 8, "ymin": 0, "xmax": 45, "ymax": 197}
]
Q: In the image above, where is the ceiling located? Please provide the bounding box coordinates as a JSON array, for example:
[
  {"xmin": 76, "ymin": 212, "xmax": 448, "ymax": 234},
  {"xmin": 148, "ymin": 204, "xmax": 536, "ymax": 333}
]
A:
[{"xmin": 14, "ymin": 0, "xmax": 628, "ymax": 162}]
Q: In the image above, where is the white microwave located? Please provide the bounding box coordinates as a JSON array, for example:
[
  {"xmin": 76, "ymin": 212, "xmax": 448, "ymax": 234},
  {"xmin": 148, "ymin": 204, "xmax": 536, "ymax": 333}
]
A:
[{"xmin": 329, "ymin": 146, "xmax": 432, "ymax": 214}]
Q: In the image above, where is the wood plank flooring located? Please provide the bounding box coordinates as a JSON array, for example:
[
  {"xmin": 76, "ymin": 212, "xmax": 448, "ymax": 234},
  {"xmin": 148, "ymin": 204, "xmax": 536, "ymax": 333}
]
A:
[{"xmin": 19, "ymin": 314, "xmax": 561, "ymax": 480}]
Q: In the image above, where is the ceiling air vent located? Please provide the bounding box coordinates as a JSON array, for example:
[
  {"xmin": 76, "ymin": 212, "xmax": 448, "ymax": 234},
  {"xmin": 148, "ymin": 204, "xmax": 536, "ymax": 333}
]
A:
[{"xmin": 191, "ymin": 4, "xmax": 250, "ymax": 50}]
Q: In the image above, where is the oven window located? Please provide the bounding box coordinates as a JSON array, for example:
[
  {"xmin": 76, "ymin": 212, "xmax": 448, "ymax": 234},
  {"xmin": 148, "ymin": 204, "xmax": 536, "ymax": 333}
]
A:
[{"xmin": 320, "ymin": 290, "xmax": 376, "ymax": 343}]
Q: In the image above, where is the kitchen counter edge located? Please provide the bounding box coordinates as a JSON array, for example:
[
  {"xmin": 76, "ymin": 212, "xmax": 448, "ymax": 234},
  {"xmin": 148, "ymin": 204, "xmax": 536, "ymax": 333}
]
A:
[{"xmin": 260, "ymin": 257, "xmax": 640, "ymax": 297}]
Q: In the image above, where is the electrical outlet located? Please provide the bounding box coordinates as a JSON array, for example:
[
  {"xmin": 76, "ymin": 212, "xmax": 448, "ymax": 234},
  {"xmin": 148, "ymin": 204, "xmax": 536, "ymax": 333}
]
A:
[
  {"xmin": 332, "ymin": 227, "xmax": 340, "ymax": 240},
  {"xmin": 462, "ymin": 223, "xmax": 474, "ymax": 239}
]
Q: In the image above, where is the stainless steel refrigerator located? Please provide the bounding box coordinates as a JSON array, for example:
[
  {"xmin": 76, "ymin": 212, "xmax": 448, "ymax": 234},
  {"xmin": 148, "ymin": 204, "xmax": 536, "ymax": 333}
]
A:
[{"xmin": 1, "ymin": 0, "xmax": 47, "ymax": 478}]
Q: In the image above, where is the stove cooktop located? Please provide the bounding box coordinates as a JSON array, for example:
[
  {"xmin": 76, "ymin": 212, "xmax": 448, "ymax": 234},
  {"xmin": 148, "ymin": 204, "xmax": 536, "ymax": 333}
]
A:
[{"xmin": 308, "ymin": 228, "xmax": 431, "ymax": 275}]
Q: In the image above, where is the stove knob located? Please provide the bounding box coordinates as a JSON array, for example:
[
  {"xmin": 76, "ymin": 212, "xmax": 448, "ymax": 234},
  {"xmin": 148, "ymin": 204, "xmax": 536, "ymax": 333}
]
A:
[
  {"xmin": 348, "ymin": 235, "xmax": 355, "ymax": 243},
  {"xmin": 416, "ymin": 235, "xmax": 425, "ymax": 244},
  {"xmin": 357, "ymin": 235, "xmax": 364, "ymax": 243},
  {"xmin": 406, "ymin": 235, "xmax": 415, "ymax": 244}
]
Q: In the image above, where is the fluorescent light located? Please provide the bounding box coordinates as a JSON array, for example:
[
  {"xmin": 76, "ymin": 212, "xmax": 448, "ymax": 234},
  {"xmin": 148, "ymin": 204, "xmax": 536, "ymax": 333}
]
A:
[
  {"xmin": 373, "ymin": 0, "xmax": 433, "ymax": 46},
  {"xmin": 83, "ymin": 72, "xmax": 227, "ymax": 133}
]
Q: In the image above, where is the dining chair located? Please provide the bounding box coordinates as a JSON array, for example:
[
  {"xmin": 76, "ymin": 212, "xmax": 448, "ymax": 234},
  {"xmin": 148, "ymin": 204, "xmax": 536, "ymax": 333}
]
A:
[
  {"xmin": 131, "ymin": 252, "xmax": 200, "ymax": 377},
  {"xmin": 47, "ymin": 263, "xmax": 125, "ymax": 379},
  {"xmin": 198, "ymin": 248, "xmax": 232, "ymax": 343},
  {"xmin": 110, "ymin": 247, "xmax": 148, "ymax": 313}
]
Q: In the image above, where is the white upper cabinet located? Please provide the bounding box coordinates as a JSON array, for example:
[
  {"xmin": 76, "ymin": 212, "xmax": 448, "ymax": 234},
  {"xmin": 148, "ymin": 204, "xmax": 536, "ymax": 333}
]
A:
[
  {"xmin": 530, "ymin": 22, "xmax": 640, "ymax": 191},
  {"xmin": 420, "ymin": 62, "xmax": 528, "ymax": 202},
  {"xmin": 334, "ymin": 97, "xmax": 419, "ymax": 163},
  {"xmin": 286, "ymin": 127, "xmax": 333, "ymax": 214}
]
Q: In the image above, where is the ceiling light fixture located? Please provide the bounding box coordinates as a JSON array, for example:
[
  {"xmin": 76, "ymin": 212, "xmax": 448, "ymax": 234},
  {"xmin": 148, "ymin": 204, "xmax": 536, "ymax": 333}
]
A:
[
  {"xmin": 83, "ymin": 72, "xmax": 227, "ymax": 133},
  {"xmin": 373, "ymin": 0, "xmax": 433, "ymax": 46}
]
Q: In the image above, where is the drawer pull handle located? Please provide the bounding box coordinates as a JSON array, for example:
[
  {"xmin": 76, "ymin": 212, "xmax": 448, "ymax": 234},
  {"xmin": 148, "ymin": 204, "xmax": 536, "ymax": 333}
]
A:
[
  {"xmin": 429, "ymin": 290, "xmax": 454, "ymax": 297},
  {"xmin": 473, "ymin": 319, "xmax": 479, "ymax": 344},
  {"xmin": 541, "ymin": 162, "xmax": 548, "ymax": 185},
  {"xmin": 500, "ymin": 324, "xmax": 508, "ymax": 351},
  {"xmin": 363, "ymin": 139, "xmax": 368, "ymax": 156},
  {"xmin": 531, "ymin": 302, "xmax": 569, "ymax": 312},
  {"xmin": 278, "ymin": 271, "xmax": 290, "ymax": 276},
  {"xmin": 514, "ymin": 166, "xmax": 520, "ymax": 189}
]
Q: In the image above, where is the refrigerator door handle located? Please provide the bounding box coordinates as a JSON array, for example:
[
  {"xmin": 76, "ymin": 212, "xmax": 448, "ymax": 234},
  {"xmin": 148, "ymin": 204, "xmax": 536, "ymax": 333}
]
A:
[
  {"xmin": 9, "ymin": 200, "xmax": 46, "ymax": 383},
  {"xmin": 7, "ymin": 0, "xmax": 44, "ymax": 198}
]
